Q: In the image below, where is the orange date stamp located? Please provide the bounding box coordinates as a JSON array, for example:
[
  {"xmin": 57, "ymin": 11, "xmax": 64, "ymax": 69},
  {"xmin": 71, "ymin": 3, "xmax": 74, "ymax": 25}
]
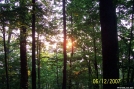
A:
[{"xmin": 93, "ymin": 79, "xmax": 121, "ymax": 84}]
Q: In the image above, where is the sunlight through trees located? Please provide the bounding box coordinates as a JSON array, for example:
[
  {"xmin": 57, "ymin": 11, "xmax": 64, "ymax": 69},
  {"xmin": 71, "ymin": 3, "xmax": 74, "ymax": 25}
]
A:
[{"xmin": 0, "ymin": 0, "xmax": 134, "ymax": 89}]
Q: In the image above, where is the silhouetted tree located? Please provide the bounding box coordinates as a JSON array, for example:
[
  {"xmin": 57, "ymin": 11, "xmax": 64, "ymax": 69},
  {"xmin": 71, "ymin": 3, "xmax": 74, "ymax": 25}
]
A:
[
  {"xmin": 20, "ymin": 1, "xmax": 28, "ymax": 89},
  {"xmin": 62, "ymin": 0, "xmax": 67, "ymax": 89},
  {"xmin": 99, "ymin": 0, "xmax": 119, "ymax": 89},
  {"xmin": 32, "ymin": 0, "xmax": 36, "ymax": 89}
]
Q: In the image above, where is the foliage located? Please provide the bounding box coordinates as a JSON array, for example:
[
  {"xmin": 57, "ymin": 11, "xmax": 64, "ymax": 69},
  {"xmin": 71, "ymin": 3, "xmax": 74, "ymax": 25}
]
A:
[{"xmin": 0, "ymin": 0, "xmax": 134, "ymax": 89}]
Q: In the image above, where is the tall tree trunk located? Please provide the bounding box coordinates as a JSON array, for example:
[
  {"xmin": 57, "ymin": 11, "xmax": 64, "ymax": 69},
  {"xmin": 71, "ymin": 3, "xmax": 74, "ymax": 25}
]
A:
[
  {"xmin": 19, "ymin": 0, "xmax": 28, "ymax": 89},
  {"xmin": 20, "ymin": 26, "xmax": 28, "ymax": 89},
  {"xmin": 130, "ymin": 0, "xmax": 134, "ymax": 83},
  {"xmin": 32, "ymin": 0, "xmax": 36, "ymax": 88},
  {"xmin": 62, "ymin": 0, "xmax": 67, "ymax": 88},
  {"xmin": 118, "ymin": 3, "xmax": 125, "ymax": 85},
  {"xmin": 2, "ymin": 19, "xmax": 9, "ymax": 89},
  {"xmin": 37, "ymin": 34, "xmax": 41, "ymax": 89},
  {"xmin": 7, "ymin": 27, "xmax": 12, "ymax": 89},
  {"xmin": 127, "ymin": 12, "xmax": 132, "ymax": 84},
  {"xmin": 99, "ymin": 0, "xmax": 119, "ymax": 89}
]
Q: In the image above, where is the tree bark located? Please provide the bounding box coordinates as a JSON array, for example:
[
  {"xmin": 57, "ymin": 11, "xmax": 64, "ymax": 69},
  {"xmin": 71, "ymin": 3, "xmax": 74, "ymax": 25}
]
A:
[
  {"xmin": 37, "ymin": 34, "xmax": 41, "ymax": 89},
  {"xmin": 32, "ymin": 0, "xmax": 36, "ymax": 88},
  {"xmin": 129, "ymin": 0, "xmax": 134, "ymax": 83},
  {"xmin": 62, "ymin": 0, "xmax": 67, "ymax": 88},
  {"xmin": 19, "ymin": 1, "xmax": 28, "ymax": 89},
  {"xmin": 2, "ymin": 19, "xmax": 9, "ymax": 89},
  {"xmin": 99, "ymin": 0, "xmax": 119, "ymax": 89},
  {"xmin": 20, "ymin": 26, "xmax": 28, "ymax": 89}
]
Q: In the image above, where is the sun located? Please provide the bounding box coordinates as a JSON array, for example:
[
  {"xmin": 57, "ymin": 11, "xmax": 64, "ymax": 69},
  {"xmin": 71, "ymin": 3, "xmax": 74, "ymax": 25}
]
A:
[
  {"xmin": 68, "ymin": 41, "xmax": 72, "ymax": 46},
  {"xmin": 67, "ymin": 40, "xmax": 72, "ymax": 48}
]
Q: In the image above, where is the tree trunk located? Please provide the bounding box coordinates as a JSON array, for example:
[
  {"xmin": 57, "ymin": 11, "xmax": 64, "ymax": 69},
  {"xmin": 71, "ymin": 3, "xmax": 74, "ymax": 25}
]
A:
[
  {"xmin": 99, "ymin": 0, "xmax": 119, "ymax": 89},
  {"xmin": 62, "ymin": 0, "xmax": 67, "ymax": 89},
  {"xmin": 32, "ymin": 0, "xmax": 36, "ymax": 88},
  {"xmin": 2, "ymin": 19, "xmax": 9, "ymax": 89},
  {"xmin": 20, "ymin": 26, "xmax": 28, "ymax": 89},
  {"xmin": 129, "ymin": 0, "xmax": 134, "ymax": 83},
  {"xmin": 37, "ymin": 34, "xmax": 41, "ymax": 89},
  {"xmin": 19, "ymin": 1, "xmax": 28, "ymax": 89}
]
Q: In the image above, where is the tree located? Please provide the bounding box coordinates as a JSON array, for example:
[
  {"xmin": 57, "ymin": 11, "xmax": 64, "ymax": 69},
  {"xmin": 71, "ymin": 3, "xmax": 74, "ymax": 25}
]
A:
[
  {"xmin": 20, "ymin": 0, "xmax": 28, "ymax": 89},
  {"xmin": 62, "ymin": 0, "xmax": 67, "ymax": 89},
  {"xmin": 0, "ymin": 5, "xmax": 10, "ymax": 89},
  {"xmin": 20, "ymin": 26, "xmax": 28, "ymax": 89},
  {"xmin": 2, "ymin": 17, "xmax": 9, "ymax": 89},
  {"xmin": 32, "ymin": 0, "xmax": 36, "ymax": 89},
  {"xmin": 99, "ymin": 0, "xmax": 119, "ymax": 89},
  {"xmin": 127, "ymin": 0, "xmax": 134, "ymax": 84}
]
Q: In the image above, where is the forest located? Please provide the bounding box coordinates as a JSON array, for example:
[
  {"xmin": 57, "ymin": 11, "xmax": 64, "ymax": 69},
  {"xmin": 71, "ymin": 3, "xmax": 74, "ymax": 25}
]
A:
[{"xmin": 0, "ymin": 0, "xmax": 134, "ymax": 89}]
